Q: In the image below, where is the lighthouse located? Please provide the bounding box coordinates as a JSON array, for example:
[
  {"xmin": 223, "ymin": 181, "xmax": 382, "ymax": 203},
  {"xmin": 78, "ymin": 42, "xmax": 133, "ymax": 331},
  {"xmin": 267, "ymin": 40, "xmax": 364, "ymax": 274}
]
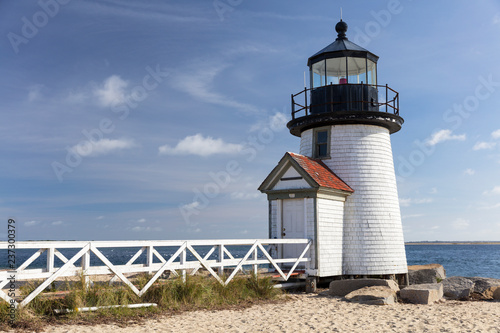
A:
[{"xmin": 259, "ymin": 19, "xmax": 407, "ymax": 282}]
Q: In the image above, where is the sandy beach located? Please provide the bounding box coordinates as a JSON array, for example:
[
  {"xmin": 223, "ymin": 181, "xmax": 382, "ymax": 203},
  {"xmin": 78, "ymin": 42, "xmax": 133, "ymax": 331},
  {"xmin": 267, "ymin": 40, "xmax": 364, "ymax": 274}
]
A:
[{"xmin": 34, "ymin": 292, "xmax": 500, "ymax": 333}]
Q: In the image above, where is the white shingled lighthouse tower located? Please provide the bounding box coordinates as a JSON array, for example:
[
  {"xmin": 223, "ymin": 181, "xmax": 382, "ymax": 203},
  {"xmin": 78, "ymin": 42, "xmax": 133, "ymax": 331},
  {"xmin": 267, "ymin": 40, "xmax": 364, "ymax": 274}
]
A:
[{"xmin": 259, "ymin": 19, "xmax": 407, "ymax": 282}]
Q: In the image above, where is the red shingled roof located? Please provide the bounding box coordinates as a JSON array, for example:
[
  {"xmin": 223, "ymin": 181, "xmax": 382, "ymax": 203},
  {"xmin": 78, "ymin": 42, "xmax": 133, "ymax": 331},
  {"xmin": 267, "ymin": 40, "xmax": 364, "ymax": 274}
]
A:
[{"xmin": 288, "ymin": 152, "xmax": 353, "ymax": 193}]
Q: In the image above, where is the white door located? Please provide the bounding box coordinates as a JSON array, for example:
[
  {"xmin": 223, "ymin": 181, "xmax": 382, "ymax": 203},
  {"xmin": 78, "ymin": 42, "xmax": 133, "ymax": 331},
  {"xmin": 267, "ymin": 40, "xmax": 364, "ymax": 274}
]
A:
[{"xmin": 281, "ymin": 199, "xmax": 305, "ymax": 261}]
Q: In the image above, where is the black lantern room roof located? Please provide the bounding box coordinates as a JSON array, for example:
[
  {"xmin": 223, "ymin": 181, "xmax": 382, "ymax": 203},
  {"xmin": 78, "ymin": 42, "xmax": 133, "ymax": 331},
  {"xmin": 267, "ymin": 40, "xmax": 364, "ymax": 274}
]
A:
[{"xmin": 307, "ymin": 20, "xmax": 379, "ymax": 66}]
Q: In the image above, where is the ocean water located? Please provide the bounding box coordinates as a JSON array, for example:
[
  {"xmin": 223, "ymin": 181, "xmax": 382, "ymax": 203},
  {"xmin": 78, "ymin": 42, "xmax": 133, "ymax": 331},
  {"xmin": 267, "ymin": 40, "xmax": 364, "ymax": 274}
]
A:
[
  {"xmin": 1, "ymin": 244, "xmax": 499, "ymax": 279},
  {"xmin": 405, "ymin": 244, "xmax": 500, "ymax": 279}
]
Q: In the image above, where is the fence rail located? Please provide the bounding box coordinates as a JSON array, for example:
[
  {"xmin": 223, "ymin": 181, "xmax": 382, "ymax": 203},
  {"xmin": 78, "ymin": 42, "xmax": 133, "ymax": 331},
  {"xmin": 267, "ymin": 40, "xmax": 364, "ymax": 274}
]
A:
[{"xmin": 0, "ymin": 239, "xmax": 311, "ymax": 308}]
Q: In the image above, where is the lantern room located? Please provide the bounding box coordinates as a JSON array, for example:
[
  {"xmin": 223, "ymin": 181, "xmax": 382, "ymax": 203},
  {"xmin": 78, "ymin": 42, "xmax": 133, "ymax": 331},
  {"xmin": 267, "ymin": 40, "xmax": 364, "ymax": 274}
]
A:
[{"xmin": 309, "ymin": 20, "xmax": 378, "ymax": 88}]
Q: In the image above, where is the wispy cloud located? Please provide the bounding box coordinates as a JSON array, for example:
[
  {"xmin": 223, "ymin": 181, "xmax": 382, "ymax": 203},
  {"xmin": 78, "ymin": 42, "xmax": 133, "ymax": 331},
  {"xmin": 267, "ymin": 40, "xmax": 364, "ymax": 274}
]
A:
[
  {"xmin": 473, "ymin": 141, "xmax": 496, "ymax": 150},
  {"xmin": 464, "ymin": 168, "xmax": 475, "ymax": 176},
  {"xmin": 249, "ymin": 112, "xmax": 288, "ymax": 133},
  {"xmin": 71, "ymin": 138, "xmax": 137, "ymax": 157},
  {"xmin": 399, "ymin": 197, "xmax": 433, "ymax": 207},
  {"xmin": 137, "ymin": 218, "xmax": 146, "ymax": 223},
  {"xmin": 452, "ymin": 218, "xmax": 469, "ymax": 230},
  {"xmin": 230, "ymin": 192, "xmax": 261, "ymax": 200},
  {"xmin": 401, "ymin": 214, "xmax": 424, "ymax": 219},
  {"xmin": 159, "ymin": 134, "xmax": 243, "ymax": 157},
  {"xmin": 28, "ymin": 84, "xmax": 44, "ymax": 102},
  {"xmin": 426, "ymin": 129, "xmax": 466, "ymax": 146},
  {"xmin": 25, "ymin": 220, "xmax": 41, "ymax": 227},
  {"xmin": 492, "ymin": 129, "xmax": 500, "ymax": 139},
  {"xmin": 483, "ymin": 186, "xmax": 500, "ymax": 195},
  {"xmin": 493, "ymin": 13, "xmax": 500, "ymax": 25},
  {"xmin": 94, "ymin": 75, "xmax": 129, "ymax": 107},
  {"xmin": 173, "ymin": 63, "xmax": 259, "ymax": 113},
  {"xmin": 51, "ymin": 221, "xmax": 64, "ymax": 226}
]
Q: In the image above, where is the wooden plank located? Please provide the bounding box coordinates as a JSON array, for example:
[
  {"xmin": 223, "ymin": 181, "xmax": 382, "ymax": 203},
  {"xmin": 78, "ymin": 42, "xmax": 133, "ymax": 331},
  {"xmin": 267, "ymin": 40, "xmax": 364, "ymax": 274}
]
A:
[
  {"xmin": 90, "ymin": 245, "xmax": 139, "ymax": 295},
  {"xmin": 20, "ymin": 244, "xmax": 91, "ymax": 308},
  {"xmin": 138, "ymin": 242, "xmax": 187, "ymax": 297}
]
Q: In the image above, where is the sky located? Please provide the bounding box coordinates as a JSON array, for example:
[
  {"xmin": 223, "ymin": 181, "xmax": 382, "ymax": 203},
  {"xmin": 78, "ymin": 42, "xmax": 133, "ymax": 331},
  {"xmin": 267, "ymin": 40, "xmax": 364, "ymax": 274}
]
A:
[{"xmin": 1, "ymin": 0, "xmax": 500, "ymax": 242}]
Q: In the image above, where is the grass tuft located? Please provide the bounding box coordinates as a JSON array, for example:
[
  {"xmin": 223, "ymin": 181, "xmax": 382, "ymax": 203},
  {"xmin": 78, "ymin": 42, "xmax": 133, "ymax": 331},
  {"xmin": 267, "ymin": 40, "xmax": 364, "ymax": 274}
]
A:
[{"xmin": 1, "ymin": 272, "xmax": 283, "ymax": 332}]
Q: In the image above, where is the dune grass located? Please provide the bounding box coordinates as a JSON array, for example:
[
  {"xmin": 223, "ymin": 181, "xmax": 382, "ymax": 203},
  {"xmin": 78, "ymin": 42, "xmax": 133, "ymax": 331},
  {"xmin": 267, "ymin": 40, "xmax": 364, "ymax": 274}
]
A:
[{"xmin": 0, "ymin": 273, "xmax": 282, "ymax": 332}]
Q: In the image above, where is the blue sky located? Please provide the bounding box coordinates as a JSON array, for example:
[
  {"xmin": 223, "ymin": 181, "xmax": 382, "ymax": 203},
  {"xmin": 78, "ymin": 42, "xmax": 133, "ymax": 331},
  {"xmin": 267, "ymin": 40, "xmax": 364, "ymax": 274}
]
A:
[{"xmin": 1, "ymin": 0, "xmax": 500, "ymax": 241}]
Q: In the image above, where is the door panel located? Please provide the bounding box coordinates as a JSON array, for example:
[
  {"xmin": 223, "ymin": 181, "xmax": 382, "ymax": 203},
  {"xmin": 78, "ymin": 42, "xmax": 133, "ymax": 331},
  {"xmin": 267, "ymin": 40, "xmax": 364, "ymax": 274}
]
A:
[{"xmin": 282, "ymin": 199, "xmax": 305, "ymax": 260}]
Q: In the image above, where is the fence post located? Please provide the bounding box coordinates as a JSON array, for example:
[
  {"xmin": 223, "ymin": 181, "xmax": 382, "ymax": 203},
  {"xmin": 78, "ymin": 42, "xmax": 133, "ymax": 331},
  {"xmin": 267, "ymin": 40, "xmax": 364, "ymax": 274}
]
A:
[
  {"xmin": 180, "ymin": 246, "xmax": 186, "ymax": 282},
  {"xmin": 253, "ymin": 246, "xmax": 258, "ymax": 275},
  {"xmin": 218, "ymin": 245, "xmax": 225, "ymax": 276},
  {"xmin": 147, "ymin": 246, "xmax": 153, "ymax": 274},
  {"xmin": 46, "ymin": 247, "xmax": 54, "ymax": 274},
  {"xmin": 81, "ymin": 249, "xmax": 91, "ymax": 290}
]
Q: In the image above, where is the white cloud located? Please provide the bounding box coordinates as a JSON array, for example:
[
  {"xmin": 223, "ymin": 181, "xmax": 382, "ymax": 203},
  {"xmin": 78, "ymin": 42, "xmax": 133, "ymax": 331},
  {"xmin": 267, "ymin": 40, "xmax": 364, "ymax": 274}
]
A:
[
  {"xmin": 429, "ymin": 187, "xmax": 438, "ymax": 194},
  {"xmin": 464, "ymin": 168, "xmax": 475, "ymax": 176},
  {"xmin": 401, "ymin": 214, "xmax": 424, "ymax": 219},
  {"xmin": 94, "ymin": 75, "xmax": 128, "ymax": 107},
  {"xmin": 473, "ymin": 141, "xmax": 496, "ymax": 150},
  {"xmin": 230, "ymin": 192, "xmax": 261, "ymax": 200},
  {"xmin": 25, "ymin": 220, "xmax": 41, "ymax": 227},
  {"xmin": 181, "ymin": 201, "xmax": 200, "ymax": 210},
  {"xmin": 28, "ymin": 84, "xmax": 44, "ymax": 102},
  {"xmin": 71, "ymin": 138, "xmax": 136, "ymax": 157},
  {"xmin": 399, "ymin": 198, "xmax": 432, "ymax": 207},
  {"xmin": 478, "ymin": 202, "xmax": 500, "ymax": 210},
  {"xmin": 483, "ymin": 186, "xmax": 500, "ymax": 195},
  {"xmin": 426, "ymin": 129, "xmax": 466, "ymax": 146},
  {"xmin": 249, "ymin": 112, "xmax": 288, "ymax": 133},
  {"xmin": 399, "ymin": 198, "xmax": 411, "ymax": 207},
  {"xmin": 96, "ymin": 216, "xmax": 104, "ymax": 220},
  {"xmin": 159, "ymin": 134, "xmax": 243, "ymax": 157},
  {"xmin": 452, "ymin": 218, "xmax": 470, "ymax": 230},
  {"xmin": 51, "ymin": 220, "xmax": 63, "ymax": 226},
  {"xmin": 137, "ymin": 218, "xmax": 146, "ymax": 223},
  {"xmin": 494, "ymin": 13, "xmax": 500, "ymax": 25},
  {"xmin": 492, "ymin": 129, "xmax": 500, "ymax": 139}
]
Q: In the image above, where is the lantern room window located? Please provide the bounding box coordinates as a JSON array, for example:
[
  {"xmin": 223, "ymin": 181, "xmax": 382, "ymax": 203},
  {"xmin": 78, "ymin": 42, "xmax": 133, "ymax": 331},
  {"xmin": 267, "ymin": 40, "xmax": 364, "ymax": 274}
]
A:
[{"xmin": 311, "ymin": 57, "xmax": 377, "ymax": 88}]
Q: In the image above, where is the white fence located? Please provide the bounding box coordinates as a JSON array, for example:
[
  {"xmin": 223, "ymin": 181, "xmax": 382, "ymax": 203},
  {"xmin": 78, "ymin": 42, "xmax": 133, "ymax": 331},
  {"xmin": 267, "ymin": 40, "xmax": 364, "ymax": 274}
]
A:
[{"xmin": 0, "ymin": 239, "xmax": 311, "ymax": 308}]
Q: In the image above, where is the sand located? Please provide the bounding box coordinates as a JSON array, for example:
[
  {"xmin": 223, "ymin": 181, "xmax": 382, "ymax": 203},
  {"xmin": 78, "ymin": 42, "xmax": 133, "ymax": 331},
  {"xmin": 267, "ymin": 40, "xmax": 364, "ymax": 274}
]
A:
[{"xmin": 36, "ymin": 292, "xmax": 500, "ymax": 333}]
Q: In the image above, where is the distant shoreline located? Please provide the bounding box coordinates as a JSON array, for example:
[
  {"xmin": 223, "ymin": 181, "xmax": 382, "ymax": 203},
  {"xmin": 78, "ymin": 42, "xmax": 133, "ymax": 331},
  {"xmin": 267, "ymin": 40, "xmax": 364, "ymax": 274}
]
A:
[{"xmin": 405, "ymin": 242, "xmax": 500, "ymax": 245}]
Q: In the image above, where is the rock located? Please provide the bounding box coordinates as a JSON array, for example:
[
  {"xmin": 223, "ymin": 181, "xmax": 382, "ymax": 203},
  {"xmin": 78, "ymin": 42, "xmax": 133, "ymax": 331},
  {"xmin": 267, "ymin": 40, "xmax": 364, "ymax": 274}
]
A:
[
  {"xmin": 466, "ymin": 277, "xmax": 500, "ymax": 298},
  {"xmin": 442, "ymin": 276, "xmax": 474, "ymax": 300},
  {"xmin": 344, "ymin": 286, "xmax": 396, "ymax": 305},
  {"xmin": 400, "ymin": 283, "xmax": 443, "ymax": 304},
  {"xmin": 493, "ymin": 287, "xmax": 500, "ymax": 300},
  {"xmin": 408, "ymin": 264, "xmax": 446, "ymax": 285},
  {"xmin": 329, "ymin": 278, "xmax": 400, "ymax": 297}
]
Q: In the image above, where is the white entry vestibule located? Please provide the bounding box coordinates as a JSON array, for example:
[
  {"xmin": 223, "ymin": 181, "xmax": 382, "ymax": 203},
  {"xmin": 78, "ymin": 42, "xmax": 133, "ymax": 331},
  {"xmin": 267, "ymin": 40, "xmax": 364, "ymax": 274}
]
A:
[{"xmin": 259, "ymin": 152, "xmax": 353, "ymax": 277}]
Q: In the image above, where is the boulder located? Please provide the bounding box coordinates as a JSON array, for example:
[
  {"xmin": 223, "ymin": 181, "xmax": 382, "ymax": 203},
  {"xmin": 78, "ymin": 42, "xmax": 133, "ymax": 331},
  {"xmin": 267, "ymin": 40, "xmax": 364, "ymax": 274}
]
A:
[
  {"xmin": 408, "ymin": 264, "xmax": 446, "ymax": 285},
  {"xmin": 400, "ymin": 283, "xmax": 443, "ymax": 304},
  {"xmin": 466, "ymin": 277, "xmax": 500, "ymax": 298},
  {"xmin": 442, "ymin": 276, "xmax": 474, "ymax": 300},
  {"xmin": 329, "ymin": 278, "xmax": 399, "ymax": 297},
  {"xmin": 344, "ymin": 286, "xmax": 396, "ymax": 305},
  {"xmin": 493, "ymin": 287, "xmax": 500, "ymax": 300}
]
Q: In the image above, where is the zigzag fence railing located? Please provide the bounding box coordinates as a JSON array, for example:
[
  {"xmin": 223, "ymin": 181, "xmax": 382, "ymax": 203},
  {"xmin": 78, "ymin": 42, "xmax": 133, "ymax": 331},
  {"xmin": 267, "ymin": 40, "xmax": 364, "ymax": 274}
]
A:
[{"xmin": 0, "ymin": 239, "xmax": 311, "ymax": 308}]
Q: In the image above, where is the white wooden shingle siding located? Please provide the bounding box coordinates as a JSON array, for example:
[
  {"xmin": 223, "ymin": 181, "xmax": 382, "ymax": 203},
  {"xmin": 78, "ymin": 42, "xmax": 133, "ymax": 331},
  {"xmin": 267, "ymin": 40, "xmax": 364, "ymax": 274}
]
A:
[
  {"xmin": 316, "ymin": 197, "xmax": 344, "ymax": 276},
  {"xmin": 273, "ymin": 167, "xmax": 310, "ymax": 190},
  {"xmin": 301, "ymin": 124, "xmax": 407, "ymax": 275}
]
